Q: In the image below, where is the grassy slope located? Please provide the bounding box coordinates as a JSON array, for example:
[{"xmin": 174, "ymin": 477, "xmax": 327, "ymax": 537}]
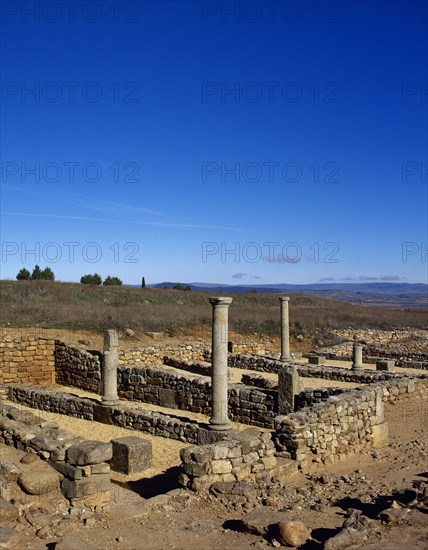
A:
[{"xmin": 1, "ymin": 281, "xmax": 427, "ymax": 340}]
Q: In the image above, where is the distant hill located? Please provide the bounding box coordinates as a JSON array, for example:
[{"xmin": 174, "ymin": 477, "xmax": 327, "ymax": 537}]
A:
[{"xmin": 152, "ymin": 282, "xmax": 428, "ymax": 309}]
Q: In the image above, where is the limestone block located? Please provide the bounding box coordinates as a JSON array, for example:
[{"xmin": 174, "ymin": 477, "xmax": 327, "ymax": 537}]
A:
[
  {"xmin": 110, "ymin": 437, "xmax": 152, "ymax": 475},
  {"xmin": 61, "ymin": 474, "xmax": 110, "ymax": 499},
  {"xmin": 372, "ymin": 422, "xmax": 389, "ymax": 448},
  {"xmin": 66, "ymin": 441, "xmax": 113, "ymax": 466},
  {"xmin": 211, "ymin": 460, "xmax": 232, "ymax": 475},
  {"xmin": 376, "ymin": 360, "xmax": 395, "ymax": 372},
  {"xmin": 308, "ymin": 355, "xmax": 325, "ymax": 365}
]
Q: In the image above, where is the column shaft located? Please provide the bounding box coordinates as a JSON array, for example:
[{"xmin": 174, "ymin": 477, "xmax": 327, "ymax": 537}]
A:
[
  {"xmin": 209, "ymin": 297, "xmax": 232, "ymax": 431},
  {"xmin": 279, "ymin": 297, "xmax": 291, "ymax": 361},
  {"xmin": 102, "ymin": 329, "xmax": 120, "ymax": 406}
]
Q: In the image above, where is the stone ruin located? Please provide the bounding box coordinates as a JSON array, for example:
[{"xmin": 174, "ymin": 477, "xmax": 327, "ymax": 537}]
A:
[{"xmin": 1, "ymin": 296, "xmax": 427, "ymax": 546}]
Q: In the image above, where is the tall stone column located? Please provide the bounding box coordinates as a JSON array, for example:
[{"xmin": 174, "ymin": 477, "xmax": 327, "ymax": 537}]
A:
[
  {"xmin": 102, "ymin": 329, "xmax": 120, "ymax": 406},
  {"xmin": 351, "ymin": 337, "xmax": 363, "ymax": 370},
  {"xmin": 208, "ymin": 297, "xmax": 232, "ymax": 431},
  {"xmin": 279, "ymin": 296, "xmax": 291, "ymax": 361}
]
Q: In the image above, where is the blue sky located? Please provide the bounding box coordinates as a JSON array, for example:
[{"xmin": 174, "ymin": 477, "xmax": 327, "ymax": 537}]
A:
[{"xmin": 1, "ymin": 0, "xmax": 427, "ymax": 285}]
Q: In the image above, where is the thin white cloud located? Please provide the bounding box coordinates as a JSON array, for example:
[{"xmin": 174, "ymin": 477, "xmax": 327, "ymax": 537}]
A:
[
  {"xmin": 1, "ymin": 211, "xmax": 242, "ymax": 231},
  {"xmin": 1, "ymin": 184, "xmax": 163, "ymax": 216}
]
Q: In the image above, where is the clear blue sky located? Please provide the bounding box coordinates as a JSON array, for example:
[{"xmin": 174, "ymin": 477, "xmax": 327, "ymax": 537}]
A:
[{"xmin": 1, "ymin": 0, "xmax": 427, "ymax": 285}]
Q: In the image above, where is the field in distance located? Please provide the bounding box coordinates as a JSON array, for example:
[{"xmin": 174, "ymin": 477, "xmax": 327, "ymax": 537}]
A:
[{"xmin": 1, "ymin": 281, "xmax": 427, "ymax": 347}]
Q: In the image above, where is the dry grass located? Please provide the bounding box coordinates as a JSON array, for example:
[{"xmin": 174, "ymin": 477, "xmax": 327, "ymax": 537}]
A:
[{"xmin": 1, "ymin": 281, "xmax": 427, "ymax": 341}]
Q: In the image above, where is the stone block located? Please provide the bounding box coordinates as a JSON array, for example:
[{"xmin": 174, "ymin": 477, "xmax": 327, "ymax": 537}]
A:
[
  {"xmin": 91, "ymin": 462, "xmax": 110, "ymax": 475},
  {"xmin": 48, "ymin": 460, "xmax": 83, "ymax": 480},
  {"xmin": 110, "ymin": 437, "xmax": 152, "ymax": 475},
  {"xmin": 61, "ymin": 474, "xmax": 110, "ymax": 499},
  {"xmin": 278, "ymin": 366, "xmax": 299, "ymax": 414},
  {"xmin": 372, "ymin": 422, "xmax": 389, "ymax": 448},
  {"xmin": 307, "ymin": 355, "xmax": 325, "ymax": 365},
  {"xmin": 158, "ymin": 388, "xmax": 179, "ymax": 409},
  {"xmin": 376, "ymin": 360, "xmax": 395, "ymax": 372},
  {"xmin": 93, "ymin": 404, "xmax": 115, "ymax": 425},
  {"xmin": 66, "ymin": 441, "xmax": 112, "ymax": 466},
  {"xmin": 211, "ymin": 460, "xmax": 232, "ymax": 475}
]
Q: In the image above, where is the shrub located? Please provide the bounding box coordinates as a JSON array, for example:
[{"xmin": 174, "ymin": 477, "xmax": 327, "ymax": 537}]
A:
[
  {"xmin": 81, "ymin": 273, "xmax": 102, "ymax": 285},
  {"xmin": 16, "ymin": 268, "xmax": 31, "ymax": 280},
  {"xmin": 42, "ymin": 267, "xmax": 55, "ymax": 280},
  {"xmin": 103, "ymin": 276, "xmax": 123, "ymax": 286},
  {"xmin": 30, "ymin": 265, "xmax": 43, "ymax": 280}
]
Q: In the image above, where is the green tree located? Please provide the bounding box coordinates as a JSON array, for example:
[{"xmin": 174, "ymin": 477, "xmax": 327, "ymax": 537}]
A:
[
  {"xmin": 173, "ymin": 282, "xmax": 183, "ymax": 290},
  {"xmin": 141, "ymin": 276, "xmax": 146, "ymax": 289},
  {"xmin": 42, "ymin": 267, "xmax": 55, "ymax": 280},
  {"xmin": 16, "ymin": 268, "xmax": 31, "ymax": 280},
  {"xmin": 103, "ymin": 275, "xmax": 123, "ymax": 286},
  {"xmin": 81, "ymin": 273, "xmax": 102, "ymax": 285},
  {"xmin": 30, "ymin": 265, "xmax": 43, "ymax": 280},
  {"xmin": 184, "ymin": 284, "xmax": 192, "ymax": 291}
]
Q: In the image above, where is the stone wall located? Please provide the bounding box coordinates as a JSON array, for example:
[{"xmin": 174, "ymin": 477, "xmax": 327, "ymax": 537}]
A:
[
  {"xmin": 0, "ymin": 335, "xmax": 55, "ymax": 385},
  {"xmin": 230, "ymin": 354, "xmax": 408, "ymax": 383},
  {"xmin": 119, "ymin": 343, "xmax": 207, "ymax": 366},
  {"xmin": 4, "ymin": 384, "xmax": 221, "ymax": 446},
  {"xmin": 54, "ymin": 340, "xmax": 101, "ymax": 393},
  {"xmin": 0, "ymin": 402, "xmax": 111, "ymax": 511},
  {"xmin": 117, "ymin": 366, "xmax": 277, "ymax": 429},
  {"xmin": 163, "ymin": 356, "xmax": 212, "ymax": 376},
  {"xmin": 179, "ymin": 428, "xmax": 278, "ymax": 491},
  {"xmin": 241, "ymin": 373, "xmax": 277, "ymax": 389},
  {"xmin": 294, "ymin": 388, "xmax": 344, "ymax": 410},
  {"xmin": 274, "ymin": 376, "xmax": 428, "ymax": 465},
  {"xmin": 308, "ymin": 350, "xmax": 428, "ymax": 370}
]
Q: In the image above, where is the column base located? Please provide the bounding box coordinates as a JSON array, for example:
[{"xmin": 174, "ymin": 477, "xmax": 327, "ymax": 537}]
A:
[
  {"xmin": 208, "ymin": 420, "xmax": 232, "ymax": 431},
  {"xmin": 101, "ymin": 397, "xmax": 120, "ymax": 406},
  {"xmin": 351, "ymin": 365, "xmax": 364, "ymax": 371},
  {"xmin": 280, "ymin": 355, "xmax": 291, "ymax": 362}
]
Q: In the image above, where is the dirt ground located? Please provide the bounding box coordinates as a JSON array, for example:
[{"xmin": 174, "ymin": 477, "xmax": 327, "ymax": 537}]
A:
[
  {"xmin": 2, "ymin": 325, "xmax": 427, "ymax": 548},
  {"xmin": 4, "ymin": 392, "xmax": 427, "ymax": 550},
  {"xmin": 15, "ymin": 393, "xmax": 424, "ymax": 550}
]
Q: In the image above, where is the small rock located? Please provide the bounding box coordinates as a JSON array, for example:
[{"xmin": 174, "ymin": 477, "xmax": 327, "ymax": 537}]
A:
[
  {"xmin": 378, "ymin": 507, "xmax": 410, "ymax": 524},
  {"xmin": 125, "ymin": 328, "xmax": 135, "ymax": 337},
  {"xmin": 0, "ymin": 462, "xmax": 20, "ymax": 482},
  {"xmin": 18, "ymin": 469, "xmax": 61, "ymax": 495},
  {"xmin": 55, "ymin": 535, "xmax": 96, "ymax": 550},
  {"xmin": 0, "ymin": 499, "xmax": 19, "ymax": 523},
  {"xmin": 20, "ymin": 454, "xmax": 38, "ymax": 465},
  {"xmin": 276, "ymin": 520, "xmax": 311, "ymax": 547},
  {"xmin": 324, "ymin": 527, "xmax": 366, "ymax": 550},
  {"xmin": 240, "ymin": 509, "xmax": 284, "ymax": 536},
  {"xmin": 0, "ymin": 528, "xmax": 22, "ymax": 549}
]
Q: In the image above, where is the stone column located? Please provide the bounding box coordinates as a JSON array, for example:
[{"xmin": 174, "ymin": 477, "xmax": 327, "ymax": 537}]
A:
[
  {"xmin": 102, "ymin": 329, "xmax": 120, "ymax": 406},
  {"xmin": 278, "ymin": 366, "xmax": 300, "ymax": 414},
  {"xmin": 279, "ymin": 297, "xmax": 291, "ymax": 361},
  {"xmin": 208, "ymin": 297, "xmax": 232, "ymax": 431},
  {"xmin": 351, "ymin": 337, "xmax": 363, "ymax": 370}
]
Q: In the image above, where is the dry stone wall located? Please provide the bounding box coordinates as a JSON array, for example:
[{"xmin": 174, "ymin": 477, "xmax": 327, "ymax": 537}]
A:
[
  {"xmin": 0, "ymin": 402, "xmax": 111, "ymax": 511},
  {"xmin": 179, "ymin": 428, "xmax": 278, "ymax": 491},
  {"xmin": 274, "ymin": 376, "xmax": 428, "ymax": 465},
  {"xmin": 4, "ymin": 384, "xmax": 222, "ymax": 445},
  {"xmin": 0, "ymin": 335, "xmax": 55, "ymax": 385},
  {"xmin": 117, "ymin": 366, "xmax": 277, "ymax": 429},
  {"xmin": 119, "ymin": 343, "xmax": 207, "ymax": 366},
  {"xmin": 54, "ymin": 341, "xmax": 101, "ymax": 393}
]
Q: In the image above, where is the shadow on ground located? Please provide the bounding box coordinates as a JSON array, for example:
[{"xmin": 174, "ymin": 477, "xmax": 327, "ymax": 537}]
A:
[{"xmin": 112, "ymin": 466, "xmax": 182, "ymax": 499}]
